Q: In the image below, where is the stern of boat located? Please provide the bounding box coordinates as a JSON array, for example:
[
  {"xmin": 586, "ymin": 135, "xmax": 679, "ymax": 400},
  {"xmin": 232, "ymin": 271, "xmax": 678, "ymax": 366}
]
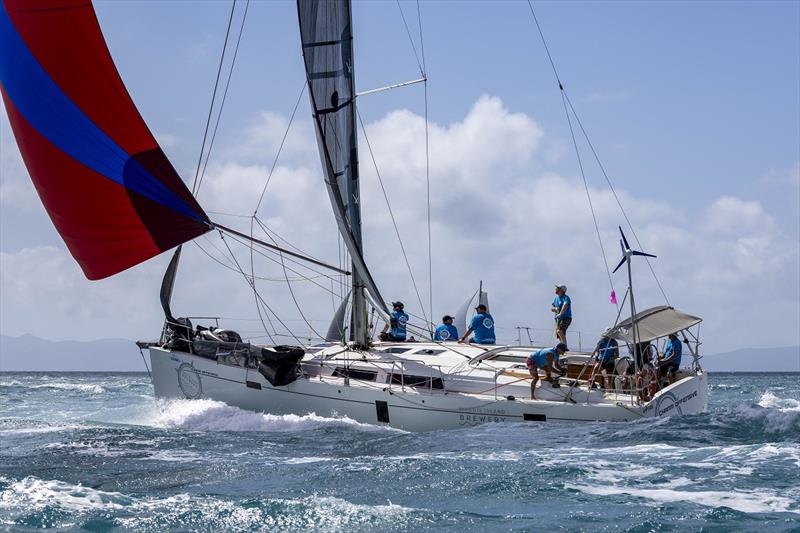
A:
[{"xmin": 641, "ymin": 371, "xmax": 708, "ymax": 418}]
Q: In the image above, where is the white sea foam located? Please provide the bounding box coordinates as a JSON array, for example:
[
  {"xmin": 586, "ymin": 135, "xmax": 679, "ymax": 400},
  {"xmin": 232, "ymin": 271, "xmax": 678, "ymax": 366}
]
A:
[
  {"xmin": 567, "ymin": 483, "xmax": 799, "ymax": 514},
  {"xmin": 735, "ymin": 403, "xmax": 800, "ymax": 433},
  {"xmin": 148, "ymin": 398, "xmax": 395, "ymax": 433},
  {"xmin": 758, "ymin": 392, "xmax": 800, "ymax": 411},
  {"xmin": 1, "ymin": 475, "xmax": 417, "ymax": 530},
  {"xmin": 0, "ymin": 476, "xmax": 131, "ymax": 512},
  {"xmin": 0, "ymin": 380, "xmax": 106, "ymax": 394}
]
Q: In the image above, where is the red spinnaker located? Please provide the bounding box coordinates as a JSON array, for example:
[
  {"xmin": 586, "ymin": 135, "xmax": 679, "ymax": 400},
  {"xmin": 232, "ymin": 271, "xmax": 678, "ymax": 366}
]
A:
[{"xmin": 0, "ymin": 0, "xmax": 210, "ymax": 279}]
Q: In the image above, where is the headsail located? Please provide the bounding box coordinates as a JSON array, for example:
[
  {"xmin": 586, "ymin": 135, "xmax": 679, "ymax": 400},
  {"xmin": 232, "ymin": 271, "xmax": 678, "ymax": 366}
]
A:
[
  {"xmin": 0, "ymin": 0, "xmax": 210, "ymax": 280},
  {"xmin": 296, "ymin": 0, "xmax": 387, "ymax": 320},
  {"xmin": 455, "ymin": 288, "xmax": 490, "ymax": 339}
]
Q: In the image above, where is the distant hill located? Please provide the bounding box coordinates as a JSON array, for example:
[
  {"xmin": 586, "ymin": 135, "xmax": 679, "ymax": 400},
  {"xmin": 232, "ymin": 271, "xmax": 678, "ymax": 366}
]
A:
[
  {"xmin": 0, "ymin": 334, "xmax": 146, "ymax": 371},
  {"xmin": 702, "ymin": 346, "xmax": 800, "ymax": 372}
]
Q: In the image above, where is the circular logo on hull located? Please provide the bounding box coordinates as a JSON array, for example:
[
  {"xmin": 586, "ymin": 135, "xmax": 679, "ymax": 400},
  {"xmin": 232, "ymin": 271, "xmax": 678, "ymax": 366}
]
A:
[{"xmin": 177, "ymin": 363, "xmax": 202, "ymax": 399}]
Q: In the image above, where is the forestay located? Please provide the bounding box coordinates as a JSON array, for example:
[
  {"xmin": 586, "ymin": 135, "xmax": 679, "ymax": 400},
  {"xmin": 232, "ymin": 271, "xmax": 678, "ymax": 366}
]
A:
[
  {"xmin": 603, "ymin": 305, "xmax": 702, "ymax": 344},
  {"xmin": 296, "ymin": 0, "xmax": 386, "ymax": 313},
  {"xmin": 0, "ymin": 0, "xmax": 210, "ymax": 280}
]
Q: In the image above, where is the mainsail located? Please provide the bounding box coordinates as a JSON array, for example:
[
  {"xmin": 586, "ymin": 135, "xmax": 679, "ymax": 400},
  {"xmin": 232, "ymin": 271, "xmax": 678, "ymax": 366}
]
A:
[
  {"xmin": 297, "ymin": 0, "xmax": 388, "ymax": 340},
  {"xmin": 0, "ymin": 0, "xmax": 210, "ymax": 280}
]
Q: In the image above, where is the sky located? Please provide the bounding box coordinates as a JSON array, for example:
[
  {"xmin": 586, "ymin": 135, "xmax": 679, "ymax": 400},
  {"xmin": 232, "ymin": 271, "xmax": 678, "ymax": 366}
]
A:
[{"xmin": 1, "ymin": 0, "xmax": 798, "ymax": 358}]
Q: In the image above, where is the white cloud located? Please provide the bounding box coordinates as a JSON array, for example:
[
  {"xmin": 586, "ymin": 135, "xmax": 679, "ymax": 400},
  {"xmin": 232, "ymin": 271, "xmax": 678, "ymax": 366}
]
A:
[{"xmin": 0, "ymin": 96, "xmax": 798, "ymax": 353}]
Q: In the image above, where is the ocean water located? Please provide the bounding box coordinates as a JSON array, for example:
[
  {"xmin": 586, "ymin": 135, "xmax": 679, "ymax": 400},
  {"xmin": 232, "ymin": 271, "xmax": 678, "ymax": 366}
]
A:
[{"xmin": 0, "ymin": 372, "xmax": 798, "ymax": 532}]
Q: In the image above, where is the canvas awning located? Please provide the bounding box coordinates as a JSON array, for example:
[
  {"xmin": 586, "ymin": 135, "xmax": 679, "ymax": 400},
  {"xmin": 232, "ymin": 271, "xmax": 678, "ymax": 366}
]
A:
[{"xmin": 603, "ymin": 305, "xmax": 702, "ymax": 344}]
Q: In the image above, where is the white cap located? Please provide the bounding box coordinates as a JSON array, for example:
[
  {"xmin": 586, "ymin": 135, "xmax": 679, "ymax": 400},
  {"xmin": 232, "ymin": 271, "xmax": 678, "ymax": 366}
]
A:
[{"xmin": 555, "ymin": 284, "xmax": 567, "ymax": 292}]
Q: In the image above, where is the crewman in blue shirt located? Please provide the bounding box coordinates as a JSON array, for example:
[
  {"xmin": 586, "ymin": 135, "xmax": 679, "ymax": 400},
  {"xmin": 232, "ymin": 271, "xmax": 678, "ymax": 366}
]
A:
[
  {"xmin": 458, "ymin": 304, "xmax": 496, "ymax": 345},
  {"xmin": 658, "ymin": 333, "xmax": 682, "ymax": 383},
  {"xmin": 381, "ymin": 301, "xmax": 409, "ymax": 342},
  {"xmin": 526, "ymin": 343, "xmax": 568, "ymax": 399},
  {"xmin": 551, "ymin": 284, "xmax": 572, "ymax": 347},
  {"xmin": 589, "ymin": 335, "xmax": 619, "ymax": 389},
  {"xmin": 434, "ymin": 315, "xmax": 458, "ymax": 342}
]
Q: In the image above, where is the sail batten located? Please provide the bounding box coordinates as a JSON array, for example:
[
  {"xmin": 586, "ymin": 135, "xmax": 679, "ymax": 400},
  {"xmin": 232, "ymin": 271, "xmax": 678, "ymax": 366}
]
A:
[{"xmin": 0, "ymin": 0, "xmax": 209, "ymax": 279}]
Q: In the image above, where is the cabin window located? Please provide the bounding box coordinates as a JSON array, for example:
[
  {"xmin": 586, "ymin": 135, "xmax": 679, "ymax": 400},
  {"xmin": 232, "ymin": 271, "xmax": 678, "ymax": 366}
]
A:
[
  {"xmin": 332, "ymin": 367, "xmax": 378, "ymax": 382},
  {"xmin": 488, "ymin": 354, "xmax": 525, "ymax": 363},
  {"xmin": 381, "ymin": 347, "xmax": 411, "ymax": 354},
  {"xmin": 389, "ymin": 374, "xmax": 444, "ymax": 389}
]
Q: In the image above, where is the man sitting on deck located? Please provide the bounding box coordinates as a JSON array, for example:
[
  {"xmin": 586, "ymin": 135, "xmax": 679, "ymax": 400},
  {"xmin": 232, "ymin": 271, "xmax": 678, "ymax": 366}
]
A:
[
  {"xmin": 658, "ymin": 333, "xmax": 682, "ymax": 384},
  {"xmin": 380, "ymin": 301, "xmax": 409, "ymax": 342},
  {"xmin": 526, "ymin": 343, "xmax": 567, "ymax": 399},
  {"xmin": 434, "ymin": 315, "xmax": 458, "ymax": 341},
  {"xmin": 458, "ymin": 304, "xmax": 496, "ymax": 345},
  {"xmin": 590, "ymin": 334, "xmax": 619, "ymax": 389}
]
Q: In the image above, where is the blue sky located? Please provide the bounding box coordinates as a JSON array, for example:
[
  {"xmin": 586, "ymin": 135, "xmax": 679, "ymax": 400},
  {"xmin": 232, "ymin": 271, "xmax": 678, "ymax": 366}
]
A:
[{"xmin": 1, "ymin": 0, "xmax": 798, "ymax": 355}]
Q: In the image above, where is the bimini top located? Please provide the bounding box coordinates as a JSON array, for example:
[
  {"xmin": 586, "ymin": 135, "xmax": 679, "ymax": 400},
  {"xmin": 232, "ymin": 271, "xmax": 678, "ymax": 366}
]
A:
[{"xmin": 603, "ymin": 305, "xmax": 702, "ymax": 344}]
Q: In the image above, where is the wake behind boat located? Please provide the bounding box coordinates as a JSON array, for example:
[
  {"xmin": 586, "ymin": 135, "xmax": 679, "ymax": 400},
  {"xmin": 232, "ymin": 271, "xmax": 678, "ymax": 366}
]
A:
[{"xmin": 0, "ymin": 0, "xmax": 709, "ymax": 430}]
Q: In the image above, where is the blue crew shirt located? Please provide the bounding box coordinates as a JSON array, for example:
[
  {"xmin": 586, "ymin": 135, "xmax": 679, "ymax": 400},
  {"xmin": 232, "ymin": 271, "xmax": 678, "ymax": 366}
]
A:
[
  {"xmin": 469, "ymin": 313, "xmax": 496, "ymax": 344},
  {"xmin": 597, "ymin": 337, "xmax": 618, "ymax": 363},
  {"xmin": 552, "ymin": 294, "xmax": 572, "ymax": 318},
  {"xmin": 434, "ymin": 323, "xmax": 458, "ymax": 341},
  {"xmin": 390, "ymin": 310, "xmax": 409, "ymax": 339},
  {"xmin": 664, "ymin": 337, "xmax": 682, "ymax": 366},
  {"xmin": 529, "ymin": 347, "xmax": 559, "ymax": 368}
]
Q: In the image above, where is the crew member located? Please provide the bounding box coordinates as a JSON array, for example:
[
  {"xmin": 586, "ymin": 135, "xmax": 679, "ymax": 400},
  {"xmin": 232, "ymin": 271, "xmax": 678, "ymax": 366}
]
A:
[
  {"xmin": 434, "ymin": 315, "xmax": 458, "ymax": 342},
  {"xmin": 381, "ymin": 301, "xmax": 408, "ymax": 342},
  {"xmin": 526, "ymin": 343, "xmax": 568, "ymax": 399},
  {"xmin": 590, "ymin": 334, "xmax": 619, "ymax": 389},
  {"xmin": 658, "ymin": 333, "xmax": 682, "ymax": 384},
  {"xmin": 458, "ymin": 304, "xmax": 496, "ymax": 345},
  {"xmin": 551, "ymin": 284, "xmax": 572, "ymax": 347}
]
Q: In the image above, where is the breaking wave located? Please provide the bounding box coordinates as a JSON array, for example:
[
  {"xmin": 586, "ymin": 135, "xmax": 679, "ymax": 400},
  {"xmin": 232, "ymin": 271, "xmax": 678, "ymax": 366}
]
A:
[
  {"xmin": 567, "ymin": 483, "xmax": 799, "ymax": 514},
  {"xmin": 0, "ymin": 475, "xmax": 419, "ymax": 531},
  {"xmin": 147, "ymin": 399, "xmax": 396, "ymax": 433}
]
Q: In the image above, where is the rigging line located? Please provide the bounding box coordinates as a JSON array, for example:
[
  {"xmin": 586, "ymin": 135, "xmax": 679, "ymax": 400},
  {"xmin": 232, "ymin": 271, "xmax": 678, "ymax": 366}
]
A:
[
  {"xmin": 254, "ymin": 217, "xmax": 326, "ymax": 340},
  {"xmin": 417, "ymin": 0, "xmax": 433, "ymax": 335},
  {"xmin": 196, "ymin": 0, "xmax": 251, "ymax": 196},
  {"xmin": 526, "ymin": 0, "xmax": 562, "ymax": 87},
  {"xmin": 191, "ymin": 0, "xmax": 237, "ymax": 196},
  {"xmin": 254, "ymin": 80, "xmax": 307, "ymax": 214},
  {"xmin": 355, "ymin": 107, "xmax": 430, "ymax": 328},
  {"xmin": 193, "ymin": 241, "xmax": 325, "ymax": 282},
  {"xmin": 234, "ymin": 224, "xmax": 343, "ymax": 283},
  {"xmin": 526, "ymin": 0, "xmax": 617, "ymax": 302},
  {"xmin": 206, "ymin": 210, "xmax": 252, "ymax": 219},
  {"xmin": 222, "ymin": 231, "xmax": 343, "ymax": 296},
  {"xmin": 526, "ymin": 0, "xmax": 668, "ymax": 305},
  {"xmin": 254, "ymin": 215, "xmax": 320, "ymax": 261},
  {"xmin": 214, "ymin": 222, "xmax": 350, "ymax": 275},
  {"xmin": 560, "ymin": 91, "xmax": 616, "ymax": 300},
  {"xmin": 395, "ymin": 0, "xmax": 424, "ymax": 77},
  {"xmin": 220, "ymin": 228, "xmax": 310, "ymax": 346},
  {"xmin": 562, "ymin": 92, "xmax": 670, "ymax": 304},
  {"xmin": 416, "ymin": 0, "xmax": 427, "ymax": 75},
  {"xmin": 219, "ymin": 228, "xmax": 276, "ymax": 344}
]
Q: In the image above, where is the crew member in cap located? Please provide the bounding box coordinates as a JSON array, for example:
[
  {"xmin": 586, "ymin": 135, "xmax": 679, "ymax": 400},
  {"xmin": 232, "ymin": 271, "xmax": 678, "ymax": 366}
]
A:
[
  {"xmin": 381, "ymin": 301, "xmax": 408, "ymax": 342},
  {"xmin": 551, "ymin": 284, "xmax": 572, "ymax": 347},
  {"xmin": 526, "ymin": 343, "xmax": 568, "ymax": 399},
  {"xmin": 434, "ymin": 315, "xmax": 458, "ymax": 342},
  {"xmin": 459, "ymin": 304, "xmax": 496, "ymax": 345}
]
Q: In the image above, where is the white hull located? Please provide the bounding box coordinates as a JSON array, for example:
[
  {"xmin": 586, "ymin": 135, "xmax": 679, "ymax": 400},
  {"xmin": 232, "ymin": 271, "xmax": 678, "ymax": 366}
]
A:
[{"xmin": 149, "ymin": 346, "xmax": 708, "ymax": 431}]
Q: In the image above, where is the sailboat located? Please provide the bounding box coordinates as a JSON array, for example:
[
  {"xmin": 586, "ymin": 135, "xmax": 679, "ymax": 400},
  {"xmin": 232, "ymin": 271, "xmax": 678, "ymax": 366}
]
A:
[{"xmin": 0, "ymin": 0, "xmax": 708, "ymax": 430}]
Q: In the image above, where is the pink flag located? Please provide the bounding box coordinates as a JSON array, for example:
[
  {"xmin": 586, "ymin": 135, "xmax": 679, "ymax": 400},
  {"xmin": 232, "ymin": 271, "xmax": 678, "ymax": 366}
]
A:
[{"xmin": 610, "ymin": 290, "xmax": 617, "ymax": 305}]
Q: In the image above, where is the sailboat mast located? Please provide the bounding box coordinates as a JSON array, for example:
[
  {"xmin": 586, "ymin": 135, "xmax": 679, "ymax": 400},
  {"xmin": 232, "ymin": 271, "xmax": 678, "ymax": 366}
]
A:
[{"xmin": 346, "ymin": 2, "xmax": 369, "ymax": 346}]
